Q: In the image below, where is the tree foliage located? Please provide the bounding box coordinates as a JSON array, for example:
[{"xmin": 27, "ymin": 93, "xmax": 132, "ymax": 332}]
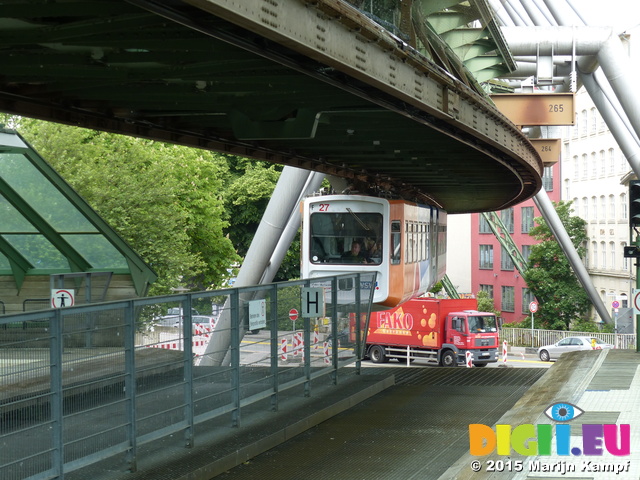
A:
[
  {"xmin": 522, "ymin": 201, "xmax": 590, "ymax": 330},
  {"xmin": 476, "ymin": 290, "xmax": 501, "ymax": 318},
  {"xmin": 6, "ymin": 116, "xmax": 239, "ymax": 295}
]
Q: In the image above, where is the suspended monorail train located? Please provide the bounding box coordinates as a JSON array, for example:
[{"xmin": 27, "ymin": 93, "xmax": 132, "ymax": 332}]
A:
[{"xmin": 301, "ymin": 195, "xmax": 447, "ymax": 307}]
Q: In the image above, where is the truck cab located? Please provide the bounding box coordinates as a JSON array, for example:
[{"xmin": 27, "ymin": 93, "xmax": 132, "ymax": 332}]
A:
[{"xmin": 444, "ymin": 310, "xmax": 499, "ymax": 366}]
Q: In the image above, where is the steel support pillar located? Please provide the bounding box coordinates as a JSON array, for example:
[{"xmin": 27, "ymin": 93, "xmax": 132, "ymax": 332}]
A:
[{"xmin": 201, "ymin": 166, "xmax": 324, "ymax": 366}]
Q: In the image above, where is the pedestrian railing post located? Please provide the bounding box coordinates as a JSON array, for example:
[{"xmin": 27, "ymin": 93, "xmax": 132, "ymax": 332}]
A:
[
  {"xmin": 182, "ymin": 294, "xmax": 194, "ymax": 448},
  {"xmin": 50, "ymin": 308, "xmax": 64, "ymax": 478},
  {"xmin": 270, "ymin": 284, "xmax": 279, "ymax": 412},
  {"xmin": 123, "ymin": 300, "xmax": 138, "ymax": 472},
  {"xmin": 230, "ymin": 289, "xmax": 241, "ymax": 427}
]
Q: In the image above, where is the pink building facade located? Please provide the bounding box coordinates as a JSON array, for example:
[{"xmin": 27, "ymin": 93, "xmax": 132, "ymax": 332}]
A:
[{"xmin": 470, "ymin": 162, "xmax": 561, "ymax": 324}]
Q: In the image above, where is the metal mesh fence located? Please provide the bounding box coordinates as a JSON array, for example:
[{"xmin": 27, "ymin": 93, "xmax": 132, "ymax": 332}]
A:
[
  {"xmin": 501, "ymin": 327, "xmax": 636, "ymax": 350},
  {"xmin": 0, "ymin": 273, "xmax": 375, "ymax": 479}
]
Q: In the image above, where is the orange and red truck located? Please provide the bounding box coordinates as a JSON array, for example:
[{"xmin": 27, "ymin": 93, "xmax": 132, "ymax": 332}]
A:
[{"xmin": 359, "ymin": 297, "xmax": 500, "ymax": 367}]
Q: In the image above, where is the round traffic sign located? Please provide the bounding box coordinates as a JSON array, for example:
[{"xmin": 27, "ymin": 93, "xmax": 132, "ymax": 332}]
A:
[
  {"xmin": 612, "ymin": 300, "xmax": 620, "ymax": 309},
  {"xmin": 634, "ymin": 291, "xmax": 640, "ymax": 313},
  {"xmin": 289, "ymin": 308, "xmax": 298, "ymax": 321},
  {"xmin": 529, "ymin": 301, "xmax": 538, "ymax": 313}
]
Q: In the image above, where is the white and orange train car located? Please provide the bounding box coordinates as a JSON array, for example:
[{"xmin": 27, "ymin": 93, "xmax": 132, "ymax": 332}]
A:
[{"xmin": 301, "ymin": 194, "xmax": 446, "ymax": 307}]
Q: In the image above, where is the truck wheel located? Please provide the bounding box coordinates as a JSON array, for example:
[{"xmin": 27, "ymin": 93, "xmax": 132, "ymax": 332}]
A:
[
  {"xmin": 369, "ymin": 345, "xmax": 387, "ymax": 364},
  {"xmin": 440, "ymin": 350, "xmax": 457, "ymax": 367}
]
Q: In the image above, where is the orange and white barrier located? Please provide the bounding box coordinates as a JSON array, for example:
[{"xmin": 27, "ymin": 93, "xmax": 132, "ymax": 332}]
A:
[
  {"xmin": 313, "ymin": 330, "xmax": 319, "ymax": 349},
  {"xmin": 194, "ymin": 323, "xmax": 210, "ymax": 337},
  {"xmin": 146, "ymin": 324, "xmax": 212, "ymax": 357},
  {"xmin": 293, "ymin": 332, "xmax": 299, "ymax": 356},
  {"xmin": 502, "ymin": 341, "xmax": 508, "ymax": 364},
  {"xmin": 465, "ymin": 351, "xmax": 474, "ymax": 368},
  {"xmin": 279, "ymin": 337, "xmax": 288, "ymax": 361},
  {"xmin": 293, "ymin": 332, "xmax": 304, "ymax": 357},
  {"xmin": 323, "ymin": 341, "xmax": 330, "ymax": 364}
]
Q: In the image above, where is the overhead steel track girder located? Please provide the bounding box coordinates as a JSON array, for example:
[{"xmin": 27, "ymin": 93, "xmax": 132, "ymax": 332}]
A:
[{"xmin": 0, "ymin": 0, "xmax": 542, "ymax": 213}]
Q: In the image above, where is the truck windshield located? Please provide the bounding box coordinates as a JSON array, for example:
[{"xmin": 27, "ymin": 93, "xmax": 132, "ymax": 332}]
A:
[
  {"xmin": 309, "ymin": 212, "xmax": 383, "ymax": 265},
  {"xmin": 467, "ymin": 315, "xmax": 497, "ymax": 333}
]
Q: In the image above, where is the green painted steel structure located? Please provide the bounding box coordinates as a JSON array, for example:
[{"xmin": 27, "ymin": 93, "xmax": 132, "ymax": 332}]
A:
[{"xmin": 0, "ymin": 129, "xmax": 157, "ymax": 295}]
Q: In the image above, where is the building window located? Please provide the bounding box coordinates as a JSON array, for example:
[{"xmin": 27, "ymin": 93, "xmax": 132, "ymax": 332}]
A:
[
  {"xmin": 522, "ymin": 244, "xmax": 532, "ymax": 264},
  {"xmin": 521, "ymin": 206, "xmax": 534, "ymax": 233},
  {"xmin": 582, "ymin": 154, "xmax": 588, "ymax": 179},
  {"xmin": 583, "ymin": 196, "xmax": 589, "ymax": 219},
  {"xmin": 479, "ymin": 245, "xmax": 494, "ymax": 269},
  {"xmin": 610, "ymin": 242, "xmax": 615, "ymax": 270},
  {"xmin": 590, "ymin": 107, "xmax": 597, "ymax": 133},
  {"xmin": 501, "ymin": 208, "xmax": 514, "ymax": 233},
  {"xmin": 574, "ymin": 155, "xmax": 579, "ymax": 178},
  {"xmin": 609, "ymin": 148, "xmax": 615, "ymax": 174},
  {"xmin": 479, "ymin": 214, "xmax": 492, "ymax": 234},
  {"xmin": 591, "ymin": 152, "xmax": 597, "ymax": 177},
  {"xmin": 621, "ymin": 193, "xmax": 627, "ymax": 220},
  {"xmin": 522, "ymin": 288, "xmax": 535, "ymax": 314},
  {"xmin": 621, "ymin": 294, "xmax": 628, "ymax": 308},
  {"xmin": 609, "ymin": 194, "xmax": 615, "ymax": 220},
  {"xmin": 479, "ymin": 284, "xmax": 494, "ymax": 298},
  {"xmin": 600, "ymin": 115, "xmax": 607, "ymax": 132},
  {"xmin": 600, "ymin": 150, "xmax": 606, "ymax": 175},
  {"xmin": 601, "ymin": 241, "xmax": 606, "ymax": 269},
  {"xmin": 501, "ymin": 245, "xmax": 515, "ymax": 271},
  {"xmin": 591, "ymin": 196, "xmax": 597, "ymax": 221},
  {"xmin": 592, "ymin": 241, "xmax": 598, "ymax": 269},
  {"xmin": 600, "ymin": 196, "xmax": 606, "ymax": 222},
  {"xmin": 501, "ymin": 286, "xmax": 515, "ymax": 312},
  {"xmin": 622, "ymin": 242, "xmax": 629, "ymax": 270},
  {"xmin": 542, "ymin": 166, "xmax": 553, "ymax": 191},
  {"xmin": 580, "ymin": 109, "xmax": 587, "ymax": 136}
]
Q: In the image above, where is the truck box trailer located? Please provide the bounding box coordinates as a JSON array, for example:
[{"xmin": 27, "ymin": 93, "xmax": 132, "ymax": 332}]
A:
[{"xmin": 360, "ymin": 297, "xmax": 499, "ymax": 367}]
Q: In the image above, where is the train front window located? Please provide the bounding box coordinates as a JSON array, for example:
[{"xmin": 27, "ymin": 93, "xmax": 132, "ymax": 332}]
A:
[{"xmin": 309, "ymin": 212, "xmax": 383, "ymax": 264}]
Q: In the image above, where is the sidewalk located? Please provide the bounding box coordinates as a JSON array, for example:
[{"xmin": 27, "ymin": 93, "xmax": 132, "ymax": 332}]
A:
[
  {"xmin": 442, "ymin": 349, "xmax": 640, "ymax": 479},
  {"xmin": 507, "ymin": 345, "xmax": 539, "ymax": 358}
]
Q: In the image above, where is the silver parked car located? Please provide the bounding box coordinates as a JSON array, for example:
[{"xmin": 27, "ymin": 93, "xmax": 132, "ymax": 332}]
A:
[{"xmin": 538, "ymin": 336, "xmax": 613, "ymax": 362}]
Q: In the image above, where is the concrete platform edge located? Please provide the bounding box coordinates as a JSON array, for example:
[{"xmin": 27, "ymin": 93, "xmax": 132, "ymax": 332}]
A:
[{"xmin": 176, "ymin": 374, "xmax": 395, "ymax": 480}]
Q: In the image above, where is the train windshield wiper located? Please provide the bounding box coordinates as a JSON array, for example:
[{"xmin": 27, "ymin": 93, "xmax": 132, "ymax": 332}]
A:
[{"xmin": 346, "ymin": 208, "xmax": 370, "ymax": 231}]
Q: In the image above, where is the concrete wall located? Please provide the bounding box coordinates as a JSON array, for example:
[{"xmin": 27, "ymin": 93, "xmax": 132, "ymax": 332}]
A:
[{"xmin": 446, "ymin": 213, "xmax": 472, "ymax": 294}]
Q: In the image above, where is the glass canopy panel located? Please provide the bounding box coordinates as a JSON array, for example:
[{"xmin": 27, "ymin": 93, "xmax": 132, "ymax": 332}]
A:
[
  {"xmin": 0, "ymin": 252, "xmax": 11, "ymax": 270},
  {"xmin": 3, "ymin": 234, "xmax": 69, "ymax": 269},
  {"xmin": 0, "ymin": 194, "xmax": 37, "ymax": 232},
  {"xmin": 62, "ymin": 234, "xmax": 128, "ymax": 269},
  {"xmin": 0, "ymin": 152, "xmax": 98, "ymax": 232}
]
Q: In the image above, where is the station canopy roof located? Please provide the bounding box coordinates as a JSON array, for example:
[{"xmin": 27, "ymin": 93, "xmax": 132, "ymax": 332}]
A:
[{"xmin": 0, "ymin": 128, "xmax": 156, "ymax": 295}]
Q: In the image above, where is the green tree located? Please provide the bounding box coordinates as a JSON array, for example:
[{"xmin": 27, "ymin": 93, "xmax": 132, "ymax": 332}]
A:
[
  {"xmin": 8, "ymin": 116, "xmax": 239, "ymax": 295},
  {"xmin": 476, "ymin": 290, "xmax": 501, "ymax": 317},
  {"xmin": 522, "ymin": 201, "xmax": 590, "ymax": 330}
]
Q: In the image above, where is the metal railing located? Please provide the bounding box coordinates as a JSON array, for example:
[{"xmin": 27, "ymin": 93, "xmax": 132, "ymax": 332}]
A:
[
  {"xmin": 0, "ymin": 273, "xmax": 375, "ymax": 480},
  {"xmin": 501, "ymin": 327, "xmax": 636, "ymax": 350}
]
